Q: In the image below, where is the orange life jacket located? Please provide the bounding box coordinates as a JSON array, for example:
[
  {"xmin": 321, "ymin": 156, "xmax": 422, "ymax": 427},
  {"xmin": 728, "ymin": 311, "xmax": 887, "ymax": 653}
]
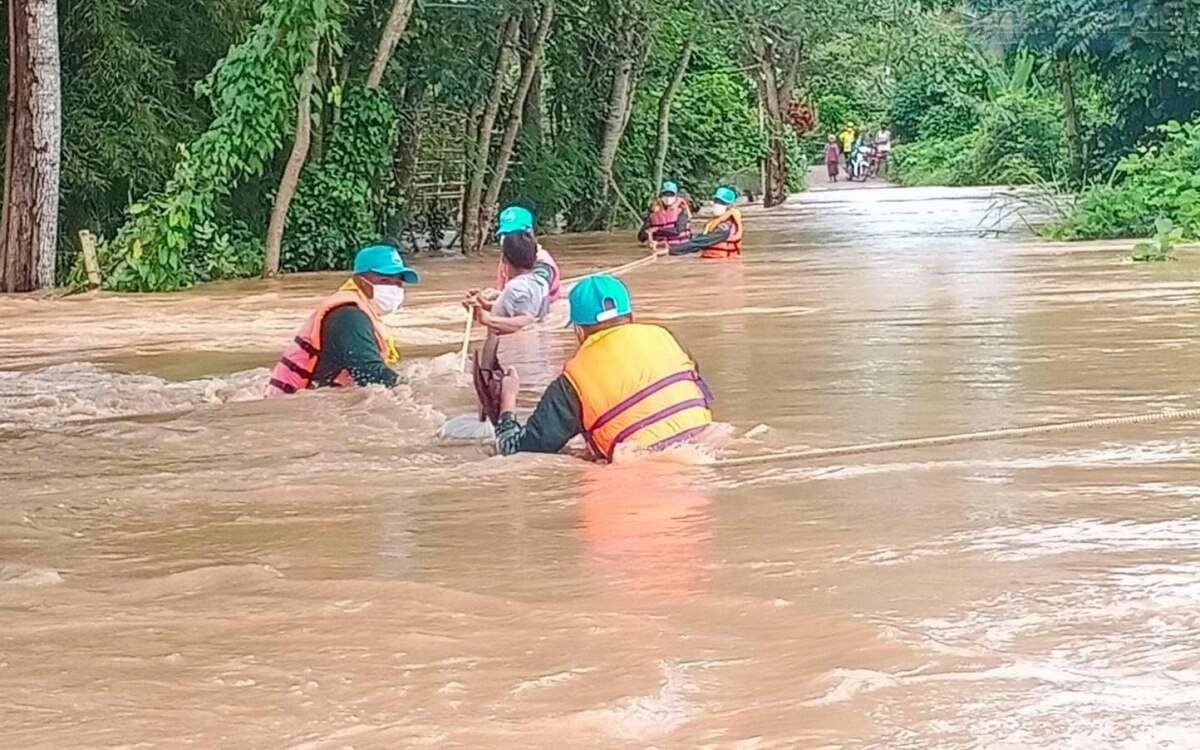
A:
[
  {"xmin": 563, "ymin": 323, "xmax": 713, "ymax": 462},
  {"xmin": 265, "ymin": 281, "xmax": 399, "ymax": 397},
  {"xmin": 647, "ymin": 201, "xmax": 692, "ymax": 246},
  {"xmin": 700, "ymin": 208, "xmax": 743, "ymax": 259}
]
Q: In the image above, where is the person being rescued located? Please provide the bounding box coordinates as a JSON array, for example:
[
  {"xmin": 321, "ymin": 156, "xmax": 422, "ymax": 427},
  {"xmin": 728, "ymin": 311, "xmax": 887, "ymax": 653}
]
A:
[
  {"xmin": 265, "ymin": 243, "xmax": 418, "ymax": 397},
  {"xmin": 482, "ymin": 205, "xmax": 562, "ymax": 307},
  {"xmin": 655, "ymin": 186, "xmax": 743, "ymax": 259},
  {"xmin": 637, "ymin": 180, "xmax": 692, "ymax": 250},
  {"xmin": 466, "ymin": 208, "xmax": 561, "ymax": 424},
  {"xmin": 493, "ymin": 274, "xmax": 714, "ymax": 461},
  {"xmin": 464, "ymin": 228, "xmax": 553, "ymax": 335}
]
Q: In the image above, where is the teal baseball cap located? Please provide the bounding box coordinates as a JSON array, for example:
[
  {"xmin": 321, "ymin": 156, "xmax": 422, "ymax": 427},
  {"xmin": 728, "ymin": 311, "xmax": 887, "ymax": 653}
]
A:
[
  {"xmin": 660, "ymin": 180, "xmax": 680, "ymax": 195},
  {"xmin": 353, "ymin": 244, "xmax": 419, "ymax": 283},
  {"xmin": 569, "ymin": 274, "xmax": 633, "ymax": 326},
  {"xmin": 712, "ymin": 186, "xmax": 738, "ymax": 205},
  {"xmin": 497, "ymin": 205, "xmax": 534, "ymax": 235}
]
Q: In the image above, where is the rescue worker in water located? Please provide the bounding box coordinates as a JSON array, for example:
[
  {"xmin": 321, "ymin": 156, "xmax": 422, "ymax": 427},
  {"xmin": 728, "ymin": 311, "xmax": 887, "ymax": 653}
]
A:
[
  {"xmin": 265, "ymin": 243, "xmax": 418, "ymax": 396},
  {"xmin": 637, "ymin": 180, "xmax": 692, "ymax": 250},
  {"xmin": 655, "ymin": 186, "xmax": 743, "ymax": 258},
  {"xmin": 494, "ymin": 274, "xmax": 714, "ymax": 460}
]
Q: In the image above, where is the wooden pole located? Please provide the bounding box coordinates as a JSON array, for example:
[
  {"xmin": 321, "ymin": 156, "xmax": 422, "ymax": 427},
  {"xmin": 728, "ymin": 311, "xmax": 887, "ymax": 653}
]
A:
[{"xmin": 78, "ymin": 229, "xmax": 100, "ymax": 289}]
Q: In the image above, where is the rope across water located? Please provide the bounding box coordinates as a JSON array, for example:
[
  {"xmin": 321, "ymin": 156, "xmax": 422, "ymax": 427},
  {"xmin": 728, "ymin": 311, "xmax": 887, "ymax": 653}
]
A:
[{"xmin": 713, "ymin": 407, "xmax": 1200, "ymax": 468}]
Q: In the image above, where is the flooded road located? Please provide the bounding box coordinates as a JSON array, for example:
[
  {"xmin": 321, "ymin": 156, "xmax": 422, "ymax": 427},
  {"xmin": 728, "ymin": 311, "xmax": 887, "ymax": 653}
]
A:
[{"xmin": 3, "ymin": 184, "xmax": 1200, "ymax": 748}]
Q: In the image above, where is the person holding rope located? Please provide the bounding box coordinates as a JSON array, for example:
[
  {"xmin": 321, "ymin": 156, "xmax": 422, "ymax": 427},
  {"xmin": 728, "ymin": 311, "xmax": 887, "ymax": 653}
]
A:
[
  {"xmin": 494, "ymin": 274, "xmax": 713, "ymax": 460},
  {"xmin": 637, "ymin": 180, "xmax": 693, "ymax": 251},
  {"xmin": 265, "ymin": 243, "xmax": 418, "ymax": 397},
  {"xmin": 466, "ymin": 206, "xmax": 563, "ymax": 424},
  {"xmin": 655, "ymin": 186, "xmax": 743, "ymax": 259}
]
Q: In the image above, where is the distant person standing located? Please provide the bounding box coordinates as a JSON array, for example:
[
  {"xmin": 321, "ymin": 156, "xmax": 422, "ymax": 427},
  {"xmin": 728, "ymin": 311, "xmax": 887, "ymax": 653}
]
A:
[
  {"xmin": 839, "ymin": 122, "xmax": 857, "ymax": 170},
  {"xmin": 825, "ymin": 135, "xmax": 841, "ymax": 182},
  {"xmin": 875, "ymin": 123, "xmax": 893, "ymax": 179}
]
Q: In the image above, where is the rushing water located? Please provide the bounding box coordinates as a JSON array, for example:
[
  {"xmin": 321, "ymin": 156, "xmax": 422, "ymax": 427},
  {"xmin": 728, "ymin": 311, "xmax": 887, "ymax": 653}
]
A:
[{"xmin": 3, "ymin": 182, "xmax": 1200, "ymax": 748}]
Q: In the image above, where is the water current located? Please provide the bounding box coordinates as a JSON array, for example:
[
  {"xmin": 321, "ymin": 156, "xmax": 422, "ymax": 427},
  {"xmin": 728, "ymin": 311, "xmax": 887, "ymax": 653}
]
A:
[{"xmin": 3, "ymin": 181, "xmax": 1200, "ymax": 748}]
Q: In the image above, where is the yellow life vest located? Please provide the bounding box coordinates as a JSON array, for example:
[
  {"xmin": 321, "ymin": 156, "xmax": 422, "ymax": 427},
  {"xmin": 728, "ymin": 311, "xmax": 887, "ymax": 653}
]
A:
[{"xmin": 563, "ymin": 323, "xmax": 713, "ymax": 461}]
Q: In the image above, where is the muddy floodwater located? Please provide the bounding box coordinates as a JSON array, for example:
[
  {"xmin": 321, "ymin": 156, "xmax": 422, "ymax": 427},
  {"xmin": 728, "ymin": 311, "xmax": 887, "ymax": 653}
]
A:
[{"xmin": 4, "ymin": 184, "xmax": 1200, "ymax": 748}]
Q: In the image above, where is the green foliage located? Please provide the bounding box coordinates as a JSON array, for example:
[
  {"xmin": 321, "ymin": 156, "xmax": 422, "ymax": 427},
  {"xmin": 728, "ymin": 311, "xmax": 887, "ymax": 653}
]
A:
[
  {"xmin": 1059, "ymin": 119, "xmax": 1200, "ymax": 240},
  {"xmin": 54, "ymin": 0, "xmax": 255, "ymax": 280},
  {"xmin": 891, "ymin": 133, "xmax": 975, "ymax": 186},
  {"xmin": 283, "ymin": 87, "xmax": 397, "ymax": 272},
  {"xmin": 1132, "ymin": 217, "xmax": 1182, "ymax": 262},
  {"xmin": 816, "ymin": 94, "xmax": 858, "ymax": 135},
  {"xmin": 73, "ymin": 0, "xmax": 346, "ymax": 291},
  {"xmin": 893, "ymin": 95, "xmax": 1066, "ymax": 187}
]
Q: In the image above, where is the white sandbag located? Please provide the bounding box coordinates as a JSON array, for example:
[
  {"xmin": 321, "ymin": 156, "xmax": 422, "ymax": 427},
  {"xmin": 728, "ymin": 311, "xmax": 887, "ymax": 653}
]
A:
[{"xmin": 436, "ymin": 413, "xmax": 496, "ymax": 443}]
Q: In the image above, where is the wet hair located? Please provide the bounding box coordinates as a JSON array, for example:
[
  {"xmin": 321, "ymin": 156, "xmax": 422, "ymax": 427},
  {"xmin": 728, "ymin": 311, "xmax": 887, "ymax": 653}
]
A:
[{"xmin": 501, "ymin": 230, "xmax": 537, "ymax": 271}]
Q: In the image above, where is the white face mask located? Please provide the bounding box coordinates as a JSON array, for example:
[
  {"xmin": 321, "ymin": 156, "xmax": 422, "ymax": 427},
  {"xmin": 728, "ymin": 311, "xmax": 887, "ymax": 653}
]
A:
[
  {"xmin": 372, "ymin": 284, "xmax": 405, "ymax": 315},
  {"xmin": 708, "ymin": 203, "xmax": 727, "ymax": 218},
  {"xmin": 661, "ymin": 195, "xmax": 678, "ymax": 207}
]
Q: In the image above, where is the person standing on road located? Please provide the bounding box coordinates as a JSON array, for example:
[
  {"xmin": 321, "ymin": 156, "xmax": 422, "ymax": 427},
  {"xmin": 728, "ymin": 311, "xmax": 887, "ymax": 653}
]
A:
[
  {"xmin": 825, "ymin": 135, "xmax": 842, "ymax": 182},
  {"xmin": 875, "ymin": 123, "xmax": 893, "ymax": 179}
]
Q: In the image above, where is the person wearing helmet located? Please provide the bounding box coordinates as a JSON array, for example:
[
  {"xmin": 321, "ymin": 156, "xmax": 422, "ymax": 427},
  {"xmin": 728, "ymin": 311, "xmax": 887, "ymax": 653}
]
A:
[
  {"xmin": 495, "ymin": 274, "xmax": 713, "ymax": 460},
  {"xmin": 637, "ymin": 180, "xmax": 693, "ymax": 250},
  {"xmin": 839, "ymin": 122, "xmax": 857, "ymax": 170},
  {"xmin": 265, "ymin": 242, "xmax": 418, "ymax": 397},
  {"xmin": 655, "ymin": 186, "xmax": 743, "ymax": 259}
]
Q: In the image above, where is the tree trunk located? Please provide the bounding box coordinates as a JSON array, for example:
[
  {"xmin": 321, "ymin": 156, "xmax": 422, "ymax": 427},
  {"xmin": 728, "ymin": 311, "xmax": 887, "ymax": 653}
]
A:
[
  {"xmin": 521, "ymin": 10, "xmax": 546, "ymax": 151},
  {"xmin": 755, "ymin": 35, "xmax": 788, "ymax": 208},
  {"xmin": 460, "ymin": 15, "xmax": 520, "ymax": 254},
  {"xmin": 393, "ymin": 80, "xmax": 426, "ymax": 204},
  {"xmin": 263, "ymin": 41, "xmax": 318, "ymax": 279},
  {"xmin": 1058, "ymin": 50, "xmax": 1083, "ymax": 184},
  {"xmin": 366, "ymin": 0, "xmax": 416, "ymax": 88},
  {"xmin": 0, "ymin": 0, "xmax": 61, "ymax": 293},
  {"xmin": 652, "ymin": 39, "xmax": 693, "ymax": 195},
  {"xmin": 596, "ymin": 53, "xmax": 636, "ymax": 214},
  {"xmin": 478, "ymin": 1, "xmax": 554, "ymax": 251}
]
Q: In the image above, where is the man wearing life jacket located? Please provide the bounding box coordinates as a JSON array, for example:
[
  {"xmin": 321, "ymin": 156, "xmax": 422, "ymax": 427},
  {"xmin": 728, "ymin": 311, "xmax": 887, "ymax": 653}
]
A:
[
  {"xmin": 658, "ymin": 186, "xmax": 743, "ymax": 259},
  {"xmin": 637, "ymin": 180, "xmax": 692, "ymax": 250},
  {"xmin": 488, "ymin": 205, "xmax": 562, "ymax": 303},
  {"xmin": 494, "ymin": 274, "xmax": 713, "ymax": 461},
  {"xmin": 265, "ymin": 244, "xmax": 417, "ymax": 397}
]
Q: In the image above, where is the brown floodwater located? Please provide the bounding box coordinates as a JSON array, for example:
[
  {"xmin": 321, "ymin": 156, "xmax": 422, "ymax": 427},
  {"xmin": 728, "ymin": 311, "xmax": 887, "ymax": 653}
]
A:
[{"xmin": 3, "ymin": 183, "xmax": 1200, "ymax": 748}]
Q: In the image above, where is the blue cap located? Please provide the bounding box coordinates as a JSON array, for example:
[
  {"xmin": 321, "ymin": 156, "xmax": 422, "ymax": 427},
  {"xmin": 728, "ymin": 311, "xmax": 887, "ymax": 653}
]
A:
[
  {"xmin": 497, "ymin": 205, "xmax": 534, "ymax": 235},
  {"xmin": 660, "ymin": 180, "xmax": 680, "ymax": 195},
  {"xmin": 713, "ymin": 186, "xmax": 737, "ymax": 205},
  {"xmin": 569, "ymin": 274, "xmax": 633, "ymax": 326},
  {"xmin": 353, "ymin": 244, "xmax": 419, "ymax": 283}
]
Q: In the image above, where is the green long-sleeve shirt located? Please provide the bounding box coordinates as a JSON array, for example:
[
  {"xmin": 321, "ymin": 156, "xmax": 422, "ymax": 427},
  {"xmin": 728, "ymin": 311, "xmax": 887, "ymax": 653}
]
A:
[
  {"xmin": 309, "ymin": 305, "xmax": 401, "ymax": 388},
  {"xmin": 495, "ymin": 375, "xmax": 584, "ymax": 455},
  {"xmin": 668, "ymin": 219, "xmax": 733, "ymax": 255}
]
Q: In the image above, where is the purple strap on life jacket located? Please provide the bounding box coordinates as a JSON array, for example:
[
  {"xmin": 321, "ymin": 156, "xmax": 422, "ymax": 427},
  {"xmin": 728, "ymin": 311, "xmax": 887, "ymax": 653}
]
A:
[
  {"xmin": 582, "ymin": 370, "xmax": 713, "ymax": 461},
  {"xmin": 649, "ymin": 424, "xmax": 709, "ymax": 453},
  {"xmin": 590, "ymin": 371, "xmax": 701, "ymax": 433},
  {"xmin": 604, "ymin": 398, "xmax": 711, "ymax": 461}
]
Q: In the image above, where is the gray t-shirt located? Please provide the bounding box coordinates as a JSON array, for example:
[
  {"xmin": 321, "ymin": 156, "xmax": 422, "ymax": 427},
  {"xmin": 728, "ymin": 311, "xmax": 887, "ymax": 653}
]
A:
[{"xmin": 493, "ymin": 272, "xmax": 550, "ymax": 321}]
